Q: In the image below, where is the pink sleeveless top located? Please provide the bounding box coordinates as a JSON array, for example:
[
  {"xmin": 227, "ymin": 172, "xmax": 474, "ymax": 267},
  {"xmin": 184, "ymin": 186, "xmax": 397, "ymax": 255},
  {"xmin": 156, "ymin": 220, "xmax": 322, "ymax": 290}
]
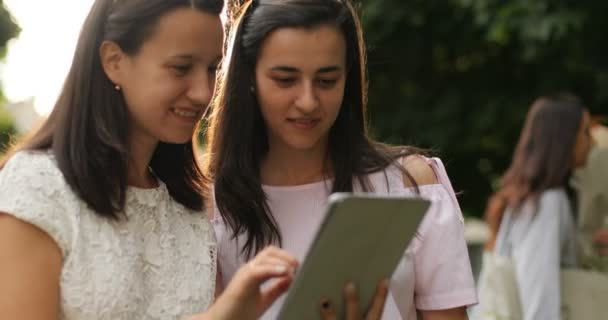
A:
[{"xmin": 212, "ymin": 158, "xmax": 477, "ymax": 319}]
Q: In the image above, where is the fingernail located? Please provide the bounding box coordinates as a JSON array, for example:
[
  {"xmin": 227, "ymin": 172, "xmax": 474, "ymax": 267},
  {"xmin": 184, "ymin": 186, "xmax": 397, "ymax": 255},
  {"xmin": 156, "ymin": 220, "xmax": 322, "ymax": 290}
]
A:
[
  {"xmin": 275, "ymin": 265, "xmax": 287, "ymax": 273},
  {"xmin": 381, "ymin": 279, "xmax": 390, "ymax": 292},
  {"xmin": 321, "ymin": 299, "xmax": 331, "ymax": 309},
  {"xmin": 346, "ymin": 282, "xmax": 356, "ymax": 294}
]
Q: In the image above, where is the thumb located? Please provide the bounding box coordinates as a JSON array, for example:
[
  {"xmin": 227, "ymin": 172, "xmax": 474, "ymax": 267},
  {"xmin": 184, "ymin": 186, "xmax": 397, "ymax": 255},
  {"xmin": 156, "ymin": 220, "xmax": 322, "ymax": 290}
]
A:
[{"xmin": 236, "ymin": 264, "xmax": 292, "ymax": 292}]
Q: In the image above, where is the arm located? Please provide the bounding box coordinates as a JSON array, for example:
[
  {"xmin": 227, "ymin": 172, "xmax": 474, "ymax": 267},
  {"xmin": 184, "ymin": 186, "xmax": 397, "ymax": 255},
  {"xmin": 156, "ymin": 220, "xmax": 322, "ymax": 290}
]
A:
[
  {"xmin": 576, "ymin": 148, "xmax": 608, "ymax": 262},
  {"xmin": 403, "ymin": 157, "xmax": 476, "ymax": 319},
  {"xmin": 593, "ymin": 228, "xmax": 608, "ymax": 256},
  {"xmin": 196, "ymin": 250, "xmax": 390, "ymax": 320},
  {"xmin": 483, "ymin": 194, "xmax": 507, "ymax": 252},
  {"xmin": 193, "ymin": 246, "xmax": 298, "ymax": 320},
  {"xmin": 0, "ymin": 213, "xmax": 63, "ymax": 320},
  {"xmin": 420, "ymin": 307, "xmax": 468, "ymax": 320}
]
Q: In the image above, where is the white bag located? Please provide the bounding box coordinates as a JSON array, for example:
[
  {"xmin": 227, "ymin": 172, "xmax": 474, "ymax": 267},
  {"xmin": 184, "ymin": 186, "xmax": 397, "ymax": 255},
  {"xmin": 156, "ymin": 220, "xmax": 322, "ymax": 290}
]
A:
[
  {"xmin": 473, "ymin": 251, "xmax": 522, "ymax": 320},
  {"xmin": 475, "ymin": 252, "xmax": 608, "ymax": 320}
]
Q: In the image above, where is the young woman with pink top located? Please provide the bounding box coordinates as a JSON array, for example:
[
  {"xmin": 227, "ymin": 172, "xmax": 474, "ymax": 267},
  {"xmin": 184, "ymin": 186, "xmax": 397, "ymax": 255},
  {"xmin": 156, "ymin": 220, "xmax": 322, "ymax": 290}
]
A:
[{"xmin": 204, "ymin": 0, "xmax": 478, "ymax": 319}]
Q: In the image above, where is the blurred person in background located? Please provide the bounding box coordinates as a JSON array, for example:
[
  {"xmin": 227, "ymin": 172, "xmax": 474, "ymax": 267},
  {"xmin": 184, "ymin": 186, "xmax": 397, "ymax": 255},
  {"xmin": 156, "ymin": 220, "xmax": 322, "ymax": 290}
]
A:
[
  {"xmin": 573, "ymin": 109, "xmax": 608, "ymax": 271},
  {"xmin": 482, "ymin": 93, "xmax": 592, "ymax": 320}
]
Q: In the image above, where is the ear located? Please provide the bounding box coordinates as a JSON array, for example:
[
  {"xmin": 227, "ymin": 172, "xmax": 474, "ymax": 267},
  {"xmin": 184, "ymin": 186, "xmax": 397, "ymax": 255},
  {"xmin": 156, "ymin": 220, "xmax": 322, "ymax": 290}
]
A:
[{"xmin": 99, "ymin": 40, "xmax": 127, "ymax": 86}]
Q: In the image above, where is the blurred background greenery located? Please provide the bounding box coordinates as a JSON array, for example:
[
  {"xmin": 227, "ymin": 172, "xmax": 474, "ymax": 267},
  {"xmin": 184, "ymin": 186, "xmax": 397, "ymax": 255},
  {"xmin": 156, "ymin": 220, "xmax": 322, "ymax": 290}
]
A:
[
  {"xmin": 0, "ymin": 0, "xmax": 18, "ymax": 154},
  {"xmin": 1, "ymin": 0, "xmax": 607, "ymax": 218},
  {"xmin": 359, "ymin": 0, "xmax": 608, "ymax": 217}
]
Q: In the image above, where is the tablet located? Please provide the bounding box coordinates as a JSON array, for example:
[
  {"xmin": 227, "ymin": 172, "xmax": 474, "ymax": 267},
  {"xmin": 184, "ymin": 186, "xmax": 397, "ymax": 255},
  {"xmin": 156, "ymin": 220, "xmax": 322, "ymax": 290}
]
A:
[{"xmin": 278, "ymin": 193, "xmax": 430, "ymax": 319}]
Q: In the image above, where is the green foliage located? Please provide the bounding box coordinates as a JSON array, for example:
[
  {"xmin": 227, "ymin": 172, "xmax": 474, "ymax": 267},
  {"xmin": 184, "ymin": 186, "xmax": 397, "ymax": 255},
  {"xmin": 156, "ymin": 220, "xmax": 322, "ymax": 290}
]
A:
[
  {"xmin": 0, "ymin": 0, "xmax": 19, "ymax": 60},
  {"xmin": 359, "ymin": 0, "xmax": 608, "ymax": 216},
  {"xmin": 0, "ymin": 0, "xmax": 19, "ymax": 154},
  {"xmin": 0, "ymin": 104, "xmax": 15, "ymax": 153}
]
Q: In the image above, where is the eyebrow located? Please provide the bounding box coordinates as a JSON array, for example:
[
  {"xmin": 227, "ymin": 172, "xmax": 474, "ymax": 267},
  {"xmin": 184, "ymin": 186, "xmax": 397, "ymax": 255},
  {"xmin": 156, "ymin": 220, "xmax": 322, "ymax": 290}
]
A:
[
  {"xmin": 169, "ymin": 54, "xmax": 195, "ymax": 60},
  {"xmin": 270, "ymin": 65, "xmax": 342, "ymax": 73},
  {"xmin": 168, "ymin": 54, "xmax": 223, "ymax": 64}
]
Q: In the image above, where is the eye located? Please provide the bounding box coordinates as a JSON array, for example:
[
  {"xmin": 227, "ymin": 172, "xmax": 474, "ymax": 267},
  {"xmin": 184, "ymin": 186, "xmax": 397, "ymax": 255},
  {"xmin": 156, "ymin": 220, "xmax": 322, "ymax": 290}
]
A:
[
  {"xmin": 273, "ymin": 77, "xmax": 296, "ymax": 87},
  {"xmin": 171, "ymin": 64, "xmax": 192, "ymax": 75},
  {"xmin": 316, "ymin": 78, "xmax": 338, "ymax": 88}
]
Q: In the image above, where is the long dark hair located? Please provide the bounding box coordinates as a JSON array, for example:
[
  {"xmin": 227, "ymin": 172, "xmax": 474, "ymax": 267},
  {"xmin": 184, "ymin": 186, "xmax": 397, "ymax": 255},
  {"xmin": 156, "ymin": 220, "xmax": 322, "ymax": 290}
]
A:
[
  {"xmin": 0, "ymin": 0, "xmax": 224, "ymax": 219},
  {"xmin": 204, "ymin": 0, "xmax": 419, "ymax": 257},
  {"xmin": 499, "ymin": 92, "xmax": 586, "ymax": 210}
]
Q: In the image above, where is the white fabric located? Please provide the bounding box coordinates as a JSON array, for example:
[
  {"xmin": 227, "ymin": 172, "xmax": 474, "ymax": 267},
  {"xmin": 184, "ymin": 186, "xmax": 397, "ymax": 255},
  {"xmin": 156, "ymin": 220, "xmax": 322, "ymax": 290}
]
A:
[
  {"xmin": 0, "ymin": 151, "xmax": 216, "ymax": 320},
  {"xmin": 474, "ymin": 251, "xmax": 522, "ymax": 320},
  {"xmin": 495, "ymin": 189, "xmax": 576, "ymax": 320},
  {"xmin": 473, "ymin": 188, "xmax": 608, "ymax": 320},
  {"xmin": 473, "ymin": 189, "xmax": 576, "ymax": 320}
]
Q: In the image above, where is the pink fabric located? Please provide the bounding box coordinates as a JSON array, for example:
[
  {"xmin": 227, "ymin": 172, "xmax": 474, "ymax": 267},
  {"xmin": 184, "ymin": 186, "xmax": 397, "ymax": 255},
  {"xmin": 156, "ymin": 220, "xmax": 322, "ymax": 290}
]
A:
[{"xmin": 212, "ymin": 157, "xmax": 477, "ymax": 319}]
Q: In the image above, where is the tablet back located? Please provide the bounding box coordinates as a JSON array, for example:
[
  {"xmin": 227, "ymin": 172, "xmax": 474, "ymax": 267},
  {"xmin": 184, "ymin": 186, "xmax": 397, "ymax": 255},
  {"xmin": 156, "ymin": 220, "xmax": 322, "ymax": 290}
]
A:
[{"xmin": 278, "ymin": 193, "xmax": 430, "ymax": 319}]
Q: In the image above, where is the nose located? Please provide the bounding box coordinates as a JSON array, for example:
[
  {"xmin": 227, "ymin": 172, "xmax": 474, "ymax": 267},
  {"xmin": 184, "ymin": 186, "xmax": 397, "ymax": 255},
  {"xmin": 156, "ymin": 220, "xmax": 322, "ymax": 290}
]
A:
[
  {"xmin": 187, "ymin": 70, "xmax": 214, "ymax": 108},
  {"xmin": 294, "ymin": 81, "xmax": 319, "ymax": 114}
]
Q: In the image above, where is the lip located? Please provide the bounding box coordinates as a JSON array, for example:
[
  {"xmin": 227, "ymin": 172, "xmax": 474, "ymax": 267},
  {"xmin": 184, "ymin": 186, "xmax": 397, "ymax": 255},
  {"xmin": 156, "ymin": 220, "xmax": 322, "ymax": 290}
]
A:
[
  {"xmin": 287, "ymin": 118, "xmax": 321, "ymax": 130},
  {"xmin": 171, "ymin": 107, "xmax": 201, "ymax": 124}
]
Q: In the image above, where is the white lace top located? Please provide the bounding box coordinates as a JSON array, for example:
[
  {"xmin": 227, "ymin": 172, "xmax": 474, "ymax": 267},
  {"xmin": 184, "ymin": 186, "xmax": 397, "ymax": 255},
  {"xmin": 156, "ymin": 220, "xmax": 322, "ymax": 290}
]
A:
[{"xmin": 0, "ymin": 151, "xmax": 216, "ymax": 320}]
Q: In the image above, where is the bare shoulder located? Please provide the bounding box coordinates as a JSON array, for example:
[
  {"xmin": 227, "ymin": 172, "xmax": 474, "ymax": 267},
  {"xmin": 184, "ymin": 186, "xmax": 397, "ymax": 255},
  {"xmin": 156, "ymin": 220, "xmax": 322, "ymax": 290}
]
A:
[
  {"xmin": 0, "ymin": 213, "xmax": 62, "ymax": 317},
  {"xmin": 401, "ymin": 155, "xmax": 439, "ymax": 187}
]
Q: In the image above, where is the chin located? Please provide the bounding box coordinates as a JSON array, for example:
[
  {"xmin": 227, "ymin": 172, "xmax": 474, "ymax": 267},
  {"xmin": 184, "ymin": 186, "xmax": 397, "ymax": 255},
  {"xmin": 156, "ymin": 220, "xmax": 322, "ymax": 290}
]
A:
[
  {"xmin": 284, "ymin": 139, "xmax": 323, "ymax": 152},
  {"xmin": 160, "ymin": 133, "xmax": 195, "ymax": 145}
]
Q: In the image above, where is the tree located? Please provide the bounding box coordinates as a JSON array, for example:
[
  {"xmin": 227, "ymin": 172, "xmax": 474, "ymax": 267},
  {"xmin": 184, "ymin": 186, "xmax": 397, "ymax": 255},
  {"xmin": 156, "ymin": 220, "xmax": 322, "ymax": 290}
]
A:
[
  {"xmin": 360, "ymin": 0, "xmax": 608, "ymax": 216},
  {"xmin": 0, "ymin": 0, "xmax": 20, "ymax": 152}
]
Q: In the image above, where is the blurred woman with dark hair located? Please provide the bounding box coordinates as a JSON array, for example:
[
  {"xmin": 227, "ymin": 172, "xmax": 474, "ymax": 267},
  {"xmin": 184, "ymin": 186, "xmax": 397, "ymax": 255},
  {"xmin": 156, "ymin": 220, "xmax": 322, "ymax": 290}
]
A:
[{"xmin": 483, "ymin": 93, "xmax": 593, "ymax": 320}]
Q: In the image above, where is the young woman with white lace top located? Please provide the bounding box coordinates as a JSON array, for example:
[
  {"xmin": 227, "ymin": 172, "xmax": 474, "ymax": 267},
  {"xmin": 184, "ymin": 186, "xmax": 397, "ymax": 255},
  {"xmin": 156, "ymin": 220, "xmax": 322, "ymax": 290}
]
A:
[{"xmin": 0, "ymin": 1, "xmax": 305, "ymax": 319}]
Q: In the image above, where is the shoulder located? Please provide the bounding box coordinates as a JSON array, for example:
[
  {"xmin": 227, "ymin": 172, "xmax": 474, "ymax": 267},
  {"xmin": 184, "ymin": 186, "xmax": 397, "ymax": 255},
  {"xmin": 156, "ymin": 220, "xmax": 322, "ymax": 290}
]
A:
[
  {"xmin": 1, "ymin": 150, "xmax": 62, "ymax": 180},
  {"xmin": 588, "ymin": 147, "xmax": 608, "ymax": 170},
  {"xmin": 0, "ymin": 150, "xmax": 70, "ymax": 199},
  {"xmin": 400, "ymin": 155, "xmax": 439, "ymax": 187},
  {"xmin": 0, "ymin": 150, "xmax": 78, "ymax": 257}
]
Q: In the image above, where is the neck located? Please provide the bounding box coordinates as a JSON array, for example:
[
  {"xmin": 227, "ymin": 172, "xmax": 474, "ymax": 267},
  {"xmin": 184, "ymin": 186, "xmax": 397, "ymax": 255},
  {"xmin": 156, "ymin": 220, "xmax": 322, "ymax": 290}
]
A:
[
  {"xmin": 261, "ymin": 140, "xmax": 330, "ymax": 186},
  {"xmin": 127, "ymin": 131, "xmax": 159, "ymax": 188}
]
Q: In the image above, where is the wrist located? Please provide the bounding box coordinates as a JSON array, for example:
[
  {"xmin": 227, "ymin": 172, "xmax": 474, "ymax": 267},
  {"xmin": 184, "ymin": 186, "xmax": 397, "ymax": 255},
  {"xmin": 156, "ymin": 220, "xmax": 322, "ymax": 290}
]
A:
[
  {"xmin": 484, "ymin": 234, "xmax": 498, "ymax": 251},
  {"xmin": 185, "ymin": 313, "xmax": 209, "ymax": 320},
  {"xmin": 192, "ymin": 305, "xmax": 221, "ymax": 320}
]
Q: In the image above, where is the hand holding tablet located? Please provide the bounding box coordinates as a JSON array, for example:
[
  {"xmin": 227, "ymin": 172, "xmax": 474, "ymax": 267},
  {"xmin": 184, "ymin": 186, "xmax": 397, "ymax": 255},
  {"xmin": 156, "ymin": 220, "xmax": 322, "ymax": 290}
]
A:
[{"xmin": 278, "ymin": 193, "xmax": 430, "ymax": 319}]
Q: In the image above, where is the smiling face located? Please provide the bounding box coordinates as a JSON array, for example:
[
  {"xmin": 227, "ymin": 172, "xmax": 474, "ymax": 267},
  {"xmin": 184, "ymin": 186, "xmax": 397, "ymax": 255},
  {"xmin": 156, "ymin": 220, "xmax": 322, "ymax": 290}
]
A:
[
  {"xmin": 108, "ymin": 7, "xmax": 223, "ymax": 146},
  {"xmin": 254, "ymin": 24, "xmax": 347, "ymax": 155}
]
